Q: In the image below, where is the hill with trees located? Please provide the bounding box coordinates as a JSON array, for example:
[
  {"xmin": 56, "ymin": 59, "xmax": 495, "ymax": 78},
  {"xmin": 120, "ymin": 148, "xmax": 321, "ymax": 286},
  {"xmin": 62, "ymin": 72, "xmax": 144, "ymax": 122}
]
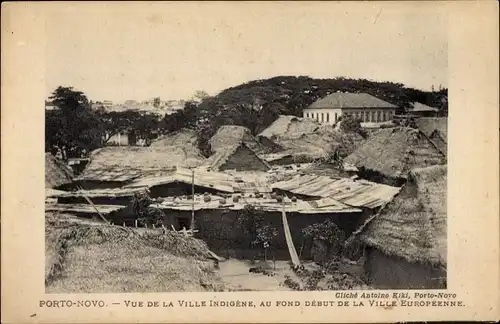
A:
[
  {"xmin": 163, "ymin": 76, "xmax": 447, "ymax": 156},
  {"xmin": 46, "ymin": 77, "xmax": 447, "ymax": 159}
]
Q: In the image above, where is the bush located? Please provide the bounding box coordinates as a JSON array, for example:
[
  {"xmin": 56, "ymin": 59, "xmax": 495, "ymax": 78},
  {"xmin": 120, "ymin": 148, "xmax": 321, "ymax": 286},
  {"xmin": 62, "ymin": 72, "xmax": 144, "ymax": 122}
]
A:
[{"xmin": 340, "ymin": 116, "xmax": 367, "ymax": 138}]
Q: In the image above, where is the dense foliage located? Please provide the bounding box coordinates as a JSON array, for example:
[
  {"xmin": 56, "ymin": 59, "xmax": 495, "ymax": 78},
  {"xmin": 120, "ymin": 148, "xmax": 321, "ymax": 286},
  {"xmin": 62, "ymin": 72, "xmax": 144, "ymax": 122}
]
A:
[
  {"xmin": 45, "ymin": 87, "xmax": 105, "ymax": 159},
  {"xmin": 46, "ymin": 87, "xmax": 165, "ymax": 159},
  {"xmin": 302, "ymin": 220, "xmax": 345, "ymax": 253}
]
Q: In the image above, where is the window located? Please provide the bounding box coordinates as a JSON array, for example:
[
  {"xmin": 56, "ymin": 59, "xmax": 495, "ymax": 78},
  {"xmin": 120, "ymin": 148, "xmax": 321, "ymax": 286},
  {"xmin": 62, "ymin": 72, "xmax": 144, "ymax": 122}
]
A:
[
  {"xmin": 321, "ymin": 113, "xmax": 324, "ymax": 122},
  {"xmin": 335, "ymin": 113, "xmax": 338, "ymax": 122},
  {"xmin": 377, "ymin": 111, "xmax": 381, "ymax": 122},
  {"xmin": 306, "ymin": 113, "xmax": 309, "ymax": 118},
  {"xmin": 372, "ymin": 111, "xmax": 376, "ymax": 122},
  {"xmin": 326, "ymin": 113, "xmax": 330, "ymax": 123},
  {"xmin": 382, "ymin": 111, "xmax": 386, "ymax": 121}
]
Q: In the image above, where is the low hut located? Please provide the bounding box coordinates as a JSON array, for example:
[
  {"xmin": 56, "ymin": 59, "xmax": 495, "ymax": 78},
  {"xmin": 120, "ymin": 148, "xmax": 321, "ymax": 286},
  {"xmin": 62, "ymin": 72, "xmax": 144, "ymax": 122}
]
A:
[
  {"xmin": 209, "ymin": 125, "xmax": 270, "ymax": 155},
  {"xmin": 150, "ymin": 129, "xmax": 199, "ymax": 148},
  {"xmin": 344, "ymin": 127, "xmax": 446, "ymax": 186},
  {"xmin": 257, "ymin": 115, "xmax": 364, "ymax": 163},
  {"xmin": 358, "ymin": 164, "xmax": 447, "ymax": 289},
  {"xmin": 207, "ymin": 142, "xmax": 270, "ymax": 172},
  {"xmin": 45, "ymin": 153, "xmax": 74, "ymax": 189}
]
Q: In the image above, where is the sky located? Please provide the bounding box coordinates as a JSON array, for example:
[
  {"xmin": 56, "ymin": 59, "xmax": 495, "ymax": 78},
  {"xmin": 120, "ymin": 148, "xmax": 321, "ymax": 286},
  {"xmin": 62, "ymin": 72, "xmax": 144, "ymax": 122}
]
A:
[{"xmin": 44, "ymin": 2, "xmax": 448, "ymax": 103}]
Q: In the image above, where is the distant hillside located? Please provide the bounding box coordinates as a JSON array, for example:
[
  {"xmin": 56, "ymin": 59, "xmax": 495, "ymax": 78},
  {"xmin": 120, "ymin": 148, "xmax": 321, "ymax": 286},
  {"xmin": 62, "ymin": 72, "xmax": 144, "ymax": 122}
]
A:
[{"xmin": 162, "ymin": 76, "xmax": 447, "ymax": 156}]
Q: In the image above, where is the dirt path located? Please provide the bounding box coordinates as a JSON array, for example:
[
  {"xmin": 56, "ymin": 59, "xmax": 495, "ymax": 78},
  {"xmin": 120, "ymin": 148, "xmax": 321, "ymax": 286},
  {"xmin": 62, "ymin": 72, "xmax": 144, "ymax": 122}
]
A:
[{"xmin": 217, "ymin": 259, "xmax": 303, "ymax": 291}]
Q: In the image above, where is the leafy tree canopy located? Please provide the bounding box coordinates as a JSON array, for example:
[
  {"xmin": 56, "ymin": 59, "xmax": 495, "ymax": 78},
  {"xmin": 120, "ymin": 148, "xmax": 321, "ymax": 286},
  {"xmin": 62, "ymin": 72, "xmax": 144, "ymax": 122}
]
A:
[{"xmin": 46, "ymin": 86, "xmax": 104, "ymax": 159}]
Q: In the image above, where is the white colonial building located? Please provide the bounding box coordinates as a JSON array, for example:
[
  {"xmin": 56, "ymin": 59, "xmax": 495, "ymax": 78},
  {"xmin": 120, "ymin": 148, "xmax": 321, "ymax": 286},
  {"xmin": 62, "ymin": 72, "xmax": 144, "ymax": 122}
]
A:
[{"xmin": 303, "ymin": 92, "xmax": 397, "ymax": 125}]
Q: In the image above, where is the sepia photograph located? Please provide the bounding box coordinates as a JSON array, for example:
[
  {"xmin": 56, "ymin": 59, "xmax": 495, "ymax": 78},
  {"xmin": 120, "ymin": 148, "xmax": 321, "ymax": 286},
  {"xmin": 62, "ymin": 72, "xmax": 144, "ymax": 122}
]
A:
[
  {"xmin": 2, "ymin": 1, "xmax": 499, "ymax": 323},
  {"xmin": 43, "ymin": 2, "xmax": 448, "ymax": 294}
]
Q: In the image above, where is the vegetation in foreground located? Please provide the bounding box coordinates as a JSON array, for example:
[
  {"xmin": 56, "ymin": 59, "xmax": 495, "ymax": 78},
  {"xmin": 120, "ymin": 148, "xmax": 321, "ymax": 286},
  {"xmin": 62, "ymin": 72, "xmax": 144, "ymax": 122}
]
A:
[{"xmin": 45, "ymin": 213, "xmax": 225, "ymax": 293}]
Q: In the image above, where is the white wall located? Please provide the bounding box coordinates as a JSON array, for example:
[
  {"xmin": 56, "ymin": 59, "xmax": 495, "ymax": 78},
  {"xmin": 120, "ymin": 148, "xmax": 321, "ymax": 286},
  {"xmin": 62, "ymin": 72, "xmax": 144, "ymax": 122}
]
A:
[
  {"xmin": 303, "ymin": 108, "xmax": 342, "ymax": 125},
  {"xmin": 303, "ymin": 108, "xmax": 395, "ymax": 125}
]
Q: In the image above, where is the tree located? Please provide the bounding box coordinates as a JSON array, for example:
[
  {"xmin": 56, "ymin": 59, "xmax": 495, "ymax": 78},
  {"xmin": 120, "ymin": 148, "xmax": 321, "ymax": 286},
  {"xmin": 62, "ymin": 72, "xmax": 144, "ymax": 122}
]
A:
[
  {"xmin": 254, "ymin": 225, "xmax": 278, "ymax": 261},
  {"xmin": 97, "ymin": 110, "xmax": 162, "ymax": 144},
  {"xmin": 191, "ymin": 90, "xmax": 210, "ymax": 102},
  {"xmin": 132, "ymin": 192, "xmax": 165, "ymax": 227},
  {"xmin": 46, "ymin": 86, "xmax": 104, "ymax": 159},
  {"xmin": 339, "ymin": 115, "xmax": 368, "ymax": 138},
  {"xmin": 302, "ymin": 220, "xmax": 345, "ymax": 264},
  {"xmin": 153, "ymin": 97, "xmax": 161, "ymax": 108}
]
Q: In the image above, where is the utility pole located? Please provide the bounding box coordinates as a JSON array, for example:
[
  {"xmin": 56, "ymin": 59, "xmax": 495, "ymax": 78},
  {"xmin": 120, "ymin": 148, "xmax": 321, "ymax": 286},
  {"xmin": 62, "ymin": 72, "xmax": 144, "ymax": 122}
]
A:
[{"xmin": 190, "ymin": 168, "xmax": 195, "ymax": 232}]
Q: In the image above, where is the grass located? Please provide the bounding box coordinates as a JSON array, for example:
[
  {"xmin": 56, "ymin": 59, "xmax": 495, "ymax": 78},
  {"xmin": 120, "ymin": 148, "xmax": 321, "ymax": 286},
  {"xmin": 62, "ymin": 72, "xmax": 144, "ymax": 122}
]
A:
[{"xmin": 45, "ymin": 213, "xmax": 225, "ymax": 293}]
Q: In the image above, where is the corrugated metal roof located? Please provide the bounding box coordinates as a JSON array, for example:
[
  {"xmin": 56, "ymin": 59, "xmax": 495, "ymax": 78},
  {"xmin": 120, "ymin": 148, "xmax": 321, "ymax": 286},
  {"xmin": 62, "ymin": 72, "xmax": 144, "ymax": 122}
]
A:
[
  {"xmin": 123, "ymin": 167, "xmax": 235, "ymax": 193},
  {"xmin": 150, "ymin": 194, "xmax": 361, "ymax": 214},
  {"xmin": 46, "ymin": 187, "xmax": 147, "ymax": 198},
  {"xmin": 271, "ymin": 174, "xmax": 400, "ymax": 209},
  {"xmin": 45, "ymin": 203, "xmax": 127, "ymax": 214}
]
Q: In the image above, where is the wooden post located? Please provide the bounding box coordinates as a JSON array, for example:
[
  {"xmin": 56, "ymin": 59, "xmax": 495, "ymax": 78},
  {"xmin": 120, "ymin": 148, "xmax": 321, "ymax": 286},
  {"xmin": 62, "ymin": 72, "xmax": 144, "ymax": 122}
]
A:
[
  {"xmin": 76, "ymin": 185, "xmax": 110, "ymax": 225},
  {"xmin": 145, "ymin": 223, "xmax": 148, "ymax": 228},
  {"xmin": 152, "ymin": 224, "xmax": 155, "ymax": 229},
  {"xmin": 123, "ymin": 222, "xmax": 126, "ymax": 227},
  {"xmin": 190, "ymin": 169, "xmax": 195, "ymax": 231},
  {"xmin": 135, "ymin": 219, "xmax": 138, "ymax": 228}
]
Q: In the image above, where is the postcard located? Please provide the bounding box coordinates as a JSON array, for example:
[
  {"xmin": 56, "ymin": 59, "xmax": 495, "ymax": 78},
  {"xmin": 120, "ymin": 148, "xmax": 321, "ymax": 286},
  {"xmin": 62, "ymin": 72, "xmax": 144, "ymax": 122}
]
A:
[{"xmin": 1, "ymin": 1, "xmax": 499, "ymax": 323}]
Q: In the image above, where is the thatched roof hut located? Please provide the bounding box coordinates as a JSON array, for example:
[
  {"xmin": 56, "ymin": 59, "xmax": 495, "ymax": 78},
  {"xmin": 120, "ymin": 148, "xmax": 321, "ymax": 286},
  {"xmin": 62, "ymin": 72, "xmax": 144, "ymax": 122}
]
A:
[
  {"xmin": 79, "ymin": 146, "xmax": 206, "ymax": 182},
  {"xmin": 257, "ymin": 115, "xmax": 364, "ymax": 162},
  {"xmin": 416, "ymin": 117, "xmax": 447, "ymax": 140},
  {"xmin": 150, "ymin": 129, "xmax": 198, "ymax": 148},
  {"xmin": 207, "ymin": 142, "xmax": 270, "ymax": 172},
  {"xmin": 258, "ymin": 115, "xmax": 322, "ymax": 139},
  {"xmin": 344, "ymin": 127, "xmax": 445, "ymax": 184},
  {"xmin": 416, "ymin": 117, "xmax": 448, "ymax": 156},
  {"xmin": 45, "ymin": 153, "xmax": 74, "ymax": 189},
  {"xmin": 346, "ymin": 164, "xmax": 447, "ymax": 289},
  {"xmin": 209, "ymin": 125, "xmax": 269, "ymax": 155},
  {"xmin": 360, "ymin": 164, "xmax": 447, "ymax": 269}
]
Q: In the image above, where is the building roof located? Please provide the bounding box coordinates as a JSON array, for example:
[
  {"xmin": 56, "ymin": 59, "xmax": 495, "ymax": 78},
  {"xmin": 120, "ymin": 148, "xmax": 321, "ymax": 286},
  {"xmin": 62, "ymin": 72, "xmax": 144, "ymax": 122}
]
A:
[
  {"xmin": 307, "ymin": 92, "xmax": 397, "ymax": 110},
  {"xmin": 416, "ymin": 117, "xmax": 448, "ymax": 141},
  {"xmin": 150, "ymin": 129, "xmax": 198, "ymax": 148},
  {"xmin": 272, "ymin": 174, "xmax": 401, "ymax": 209},
  {"xmin": 78, "ymin": 146, "xmax": 206, "ymax": 181},
  {"xmin": 151, "ymin": 193, "xmax": 361, "ymax": 214},
  {"xmin": 344, "ymin": 127, "xmax": 446, "ymax": 180},
  {"xmin": 257, "ymin": 115, "xmax": 364, "ymax": 161},
  {"xmin": 359, "ymin": 164, "xmax": 447, "ymax": 268},
  {"xmin": 45, "ymin": 153, "xmax": 74, "ymax": 188},
  {"xmin": 46, "ymin": 187, "xmax": 148, "ymax": 198},
  {"xmin": 45, "ymin": 203, "xmax": 127, "ymax": 215},
  {"xmin": 123, "ymin": 167, "xmax": 236, "ymax": 193},
  {"xmin": 258, "ymin": 115, "xmax": 322, "ymax": 139},
  {"xmin": 206, "ymin": 142, "xmax": 270, "ymax": 172},
  {"xmin": 209, "ymin": 125, "xmax": 269, "ymax": 155},
  {"xmin": 409, "ymin": 102, "xmax": 439, "ymax": 113}
]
